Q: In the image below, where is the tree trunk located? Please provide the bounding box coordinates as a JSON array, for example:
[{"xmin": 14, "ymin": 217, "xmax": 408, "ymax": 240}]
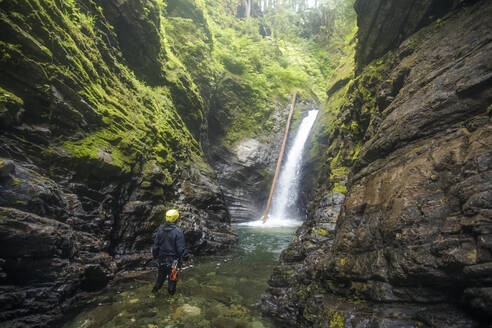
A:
[{"xmin": 246, "ymin": 0, "xmax": 252, "ymax": 18}]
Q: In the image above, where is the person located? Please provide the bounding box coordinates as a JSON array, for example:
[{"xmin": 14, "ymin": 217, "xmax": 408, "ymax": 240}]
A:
[{"xmin": 151, "ymin": 209, "xmax": 190, "ymax": 295}]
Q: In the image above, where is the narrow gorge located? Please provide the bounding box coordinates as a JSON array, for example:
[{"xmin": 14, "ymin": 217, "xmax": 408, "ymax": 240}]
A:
[{"xmin": 1, "ymin": 0, "xmax": 491, "ymax": 327}]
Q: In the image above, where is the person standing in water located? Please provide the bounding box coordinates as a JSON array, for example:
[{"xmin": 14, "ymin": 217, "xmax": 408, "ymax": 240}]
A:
[{"xmin": 151, "ymin": 209, "xmax": 190, "ymax": 295}]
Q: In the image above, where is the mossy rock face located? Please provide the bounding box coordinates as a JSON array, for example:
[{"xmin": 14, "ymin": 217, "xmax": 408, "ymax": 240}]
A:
[
  {"xmin": 264, "ymin": 2, "xmax": 492, "ymax": 327},
  {"xmin": 0, "ymin": 0, "xmax": 207, "ymax": 177},
  {"xmin": 0, "ymin": 87, "xmax": 24, "ymax": 127},
  {"xmin": 209, "ymin": 75, "xmax": 272, "ymax": 145},
  {"xmin": 0, "ymin": 0, "xmax": 238, "ymax": 326},
  {"xmin": 97, "ymin": 0, "xmax": 163, "ymax": 85}
]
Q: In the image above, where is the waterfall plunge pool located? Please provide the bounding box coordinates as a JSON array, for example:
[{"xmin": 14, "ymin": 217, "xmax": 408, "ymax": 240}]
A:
[
  {"xmin": 61, "ymin": 225, "xmax": 299, "ymax": 328},
  {"xmin": 62, "ymin": 108, "xmax": 318, "ymax": 328}
]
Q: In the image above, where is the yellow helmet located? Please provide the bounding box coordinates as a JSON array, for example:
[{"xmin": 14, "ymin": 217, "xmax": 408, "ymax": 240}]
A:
[{"xmin": 166, "ymin": 209, "xmax": 179, "ymax": 222}]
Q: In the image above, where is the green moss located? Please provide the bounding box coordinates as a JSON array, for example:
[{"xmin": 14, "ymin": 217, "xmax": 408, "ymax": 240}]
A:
[
  {"xmin": 0, "ymin": 0, "xmax": 204, "ymax": 183},
  {"xmin": 330, "ymin": 148, "xmax": 342, "ymax": 169},
  {"xmin": 140, "ymin": 181, "xmax": 152, "ymax": 188},
  {"xmin": 12, "ymin": 177, "xmax": 21, "ymax": 185},
  {"xmin": 331, "ymin": 166, "xmax": 347, "ymax": 178},
  {"xmin": 347, "ymin": 296, "xmax": 364, "ymax": 305},
  {"xmin": 409, "ymin": 146, "xmax": 421, "ymax": 155},
  {"xmin": 350, "ymin": 120, "xmax": 359, "ymax": 132},
  {"xmin": 0, "ymin": 87, "xmax": 24, "ymax": 106},
  {"xmin": 351, "ymin": 142, "xmax": 362, "ymax": 160},
  {"xmin": 329, "ymin": 311, "xmax": 345, "ymax": 328},
  {"xmin": 314, "ymin": 228, "xmax": 327, "ymax": 236},
  {"xmin": 332, "ymin": 183, "xmax": 346, "ymax": 194}
]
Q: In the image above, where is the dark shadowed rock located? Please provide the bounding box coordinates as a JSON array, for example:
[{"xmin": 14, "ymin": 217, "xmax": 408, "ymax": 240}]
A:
[
  {"xmin": 0, "ymin": 207, "xmax": 113, "ymax": 327},
  {"xmin": 96, "ymin": 0, "xmax": 163, "ymax": 85},
  {"xmin": 205, "ymin": 77, "xmax": 289, "ymax": 222},
  {"xmin": 354, "ymin": 0, "xmax": 472, "ymax": 70},
  {"xmin": 262, "ymin": 1, "xmax": 492, "ymax": 326},
  {"xmin": 0, "ymin": 0, "xmax": 237, "ymax": 326}
]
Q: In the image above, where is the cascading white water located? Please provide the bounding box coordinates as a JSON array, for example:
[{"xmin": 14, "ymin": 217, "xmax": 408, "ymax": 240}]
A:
[{"xmin": 241, "ymin": 109, "xmax": 318, "ymax": 228}]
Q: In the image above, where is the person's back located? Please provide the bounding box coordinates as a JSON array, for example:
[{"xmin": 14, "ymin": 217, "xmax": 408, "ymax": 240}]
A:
[{"xmin": 151, "ymin": 209, "xmax": 189, "ymax": 295}]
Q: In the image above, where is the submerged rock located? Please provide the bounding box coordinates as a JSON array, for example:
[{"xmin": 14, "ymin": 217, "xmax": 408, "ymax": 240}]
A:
[{"xmin": 172, "ymin": 304, "xmax": 202, "ymax": 320}]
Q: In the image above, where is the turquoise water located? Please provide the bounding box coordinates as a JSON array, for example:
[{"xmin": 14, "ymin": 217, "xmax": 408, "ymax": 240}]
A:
[{"xmin": 62, "ymin": 225, "xmax": 297, "ymax": 328}]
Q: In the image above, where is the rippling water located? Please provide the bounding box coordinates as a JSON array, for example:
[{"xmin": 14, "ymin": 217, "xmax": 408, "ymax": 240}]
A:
[
  {"xmin": 61, "ymin": 108, "xmax": 316, "ymax": 327},
  {"xmin": 61, "ymin": 225, "xmax": 298, "ymax": 328}
]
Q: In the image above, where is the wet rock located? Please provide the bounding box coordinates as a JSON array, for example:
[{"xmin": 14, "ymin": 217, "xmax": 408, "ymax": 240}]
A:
[
  {"xmin": 0, "ymin": 158, "xmax": 14, "ymax": 177},
  {"xmin": 0, "ymin": 1, "xmax": 236, "ymax": 325},
  {"xmin": 96, "ymin": 0, "xmax": 162, "ymax": 85},
  {"xmin": 0, "ymin": 207, "xmax": 113, "ymax": 327},
  {"xmin": 463, "ymin": 287, "xmax": 492, "ymax": 320},
  {"xmin": 172, "ymin": 304, "xmax": 201, "ymax": 320},
  {"xmin": 354, "ymin": 0, "xmax": 466, "ymax": 70},
  {"xmin": 206, "ymin": 137, "xmax": 277, "ymax": 221},
  {"xmin": 263, "ymin": 1, "xmax": 492, "ymax": 326},
  {"xmin": 205, "ymin": 87, "xmax": 300, "ymax": 222}
]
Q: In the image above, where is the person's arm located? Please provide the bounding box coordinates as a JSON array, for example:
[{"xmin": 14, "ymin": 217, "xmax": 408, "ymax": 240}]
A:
[
  {"xmin": 175, "ymin": 229, "xmax": 190, "ymax": 261},
  {"xmin": 152, "ymin": 228, "xmax": 160, "ymax": 259}
]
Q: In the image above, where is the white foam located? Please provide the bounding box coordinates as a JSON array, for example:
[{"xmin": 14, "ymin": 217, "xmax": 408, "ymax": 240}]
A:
[
  {"xmin": 239, "ymin": 110, "xmax": 318, "ymax": 229},
  {"xmin": 269, "ymin": 110, "xmax": 318, "ymax": 220},
  {"xmin": 237, "ymin": 215, "xmax": 301, "ymax": 228}
]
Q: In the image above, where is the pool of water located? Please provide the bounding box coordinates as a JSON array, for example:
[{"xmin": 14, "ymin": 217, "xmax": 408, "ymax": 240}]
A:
[{"xmin": 61, "ymin": 225, "xmax": 298, "ymax": 328}]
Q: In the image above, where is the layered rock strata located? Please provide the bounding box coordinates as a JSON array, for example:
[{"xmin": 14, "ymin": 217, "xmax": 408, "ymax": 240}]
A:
[
  {"xmin": 206, "ymin": 77, "xmax": 288, "ymax": 221},
  {"xmin": 262, "ymin": 1, "xmax": 492, "ymax": 326},
  {"xmin": 0, "ymin": 1, "xmax": 236, "ymax": 327},
  {"xmin": 354, "ymin": 0, "xmax": 473, "ymax": 70}
]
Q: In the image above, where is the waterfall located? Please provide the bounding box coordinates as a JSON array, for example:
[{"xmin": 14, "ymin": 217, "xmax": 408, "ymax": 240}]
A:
[{"xmin": 242, "ymin": 109, "xmax": 318, "ymax": 227}]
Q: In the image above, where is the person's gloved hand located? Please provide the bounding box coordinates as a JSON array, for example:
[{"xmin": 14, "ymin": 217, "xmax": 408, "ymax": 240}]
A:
[{"xmin": 182, "ymin": 256, "xmax": 191, "ymax": 267}]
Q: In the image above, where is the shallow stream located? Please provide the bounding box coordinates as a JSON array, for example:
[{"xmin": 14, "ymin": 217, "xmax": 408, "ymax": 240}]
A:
[
  {"xmin": 62, "ymin": 225, "xmax": 297, "ymax": 328},
  {"xmin": 62, "ymin": 109, "xmax": 318, "ymax": 328}
]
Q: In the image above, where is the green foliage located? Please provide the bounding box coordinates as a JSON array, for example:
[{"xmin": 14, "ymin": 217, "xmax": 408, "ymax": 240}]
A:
[
  {"xmin": 1, "ymin": 0, "xmax": 361, "ymax": 189},
  {"xmin": 197, "ymin": 0, "xmax": 357, "ymax": 144}
]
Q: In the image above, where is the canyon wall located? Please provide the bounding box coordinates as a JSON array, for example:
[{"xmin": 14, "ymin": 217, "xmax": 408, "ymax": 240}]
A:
[
  {"xmin": 262, "ymin": 1, "xmax": 492, "ymax": 326},
  {"xmin": 0, "ymin": 1, "xmax": 238, "ymax": 326}
]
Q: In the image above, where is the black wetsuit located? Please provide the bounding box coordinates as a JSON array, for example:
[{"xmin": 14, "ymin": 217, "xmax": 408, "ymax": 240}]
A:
[{"xmin": 151, "ymin": 222, "xmax": 190, "ymax": 294}]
